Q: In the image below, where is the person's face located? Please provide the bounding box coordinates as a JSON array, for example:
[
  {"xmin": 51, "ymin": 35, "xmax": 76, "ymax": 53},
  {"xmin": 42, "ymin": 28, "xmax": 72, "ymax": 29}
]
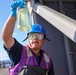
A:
[{"xmin": 28, "ymin": 33, "xmax": 45, "ymax": 50}]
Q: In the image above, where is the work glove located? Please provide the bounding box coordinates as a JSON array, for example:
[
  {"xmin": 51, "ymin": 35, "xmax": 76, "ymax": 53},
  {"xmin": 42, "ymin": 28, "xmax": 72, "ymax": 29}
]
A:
[{"xmin": 11, "ymin": 0, "xmax": 26, "ymax": 17}]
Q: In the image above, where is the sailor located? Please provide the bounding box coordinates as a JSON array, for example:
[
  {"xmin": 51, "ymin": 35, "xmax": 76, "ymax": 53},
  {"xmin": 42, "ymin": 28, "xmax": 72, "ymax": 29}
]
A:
[{"xmin": 1, "ymin": 0, "xmax": 54, "ymax": 75}]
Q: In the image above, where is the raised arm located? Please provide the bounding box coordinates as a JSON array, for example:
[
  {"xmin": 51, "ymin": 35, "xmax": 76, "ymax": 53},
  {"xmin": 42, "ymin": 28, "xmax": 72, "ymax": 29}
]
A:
[
  {"xmin": 1, "ymin": 1, "xmax": 23, "ymax": 49},
  {"xmin": 1, "ymin": 15, "xmax": 16, "ymax": 49}
]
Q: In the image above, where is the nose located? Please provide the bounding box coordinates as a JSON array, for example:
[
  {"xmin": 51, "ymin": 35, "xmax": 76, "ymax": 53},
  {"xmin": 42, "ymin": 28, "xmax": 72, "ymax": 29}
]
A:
[{"xmin": 33, "ymin": 35, "xmax": 38, "ymax": 40}]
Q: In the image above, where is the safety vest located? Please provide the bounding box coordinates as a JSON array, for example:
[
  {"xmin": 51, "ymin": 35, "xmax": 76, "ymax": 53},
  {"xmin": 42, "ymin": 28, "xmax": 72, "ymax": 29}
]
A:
[{"xmin": 9, "ymin": 46, "xmax": 51, "ymax": 75}]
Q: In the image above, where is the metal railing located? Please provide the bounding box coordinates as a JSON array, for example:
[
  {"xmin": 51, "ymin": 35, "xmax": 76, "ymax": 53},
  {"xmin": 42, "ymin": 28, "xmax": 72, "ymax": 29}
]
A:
[
  {"xmin": 0, "ymin": 61, "xmax": 11, "ymax": 68},
  {"xmin": 33, "ymin": 3, "xmax": 76, "ymax": 43}
]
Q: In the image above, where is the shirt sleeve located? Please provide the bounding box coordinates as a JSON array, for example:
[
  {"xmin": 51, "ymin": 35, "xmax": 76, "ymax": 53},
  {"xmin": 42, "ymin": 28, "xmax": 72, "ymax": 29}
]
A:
[
  {"xmin": 4, "ymin": 38, "xmax": 23, "ymax": 66},
  {"xmin": 48, "ymin": 61, "xmax": 54, "ymax": 75}
]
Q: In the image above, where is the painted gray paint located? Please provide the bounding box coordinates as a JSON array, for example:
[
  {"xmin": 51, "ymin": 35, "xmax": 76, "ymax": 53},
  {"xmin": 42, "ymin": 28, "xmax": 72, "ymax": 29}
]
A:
[
  {"xmin": 34, "ymin": 1, "xmax": 76, "ymax": 75},
  {"xmin": 35, "ymin": 13, "xmax": 69, "ymax": 75}
]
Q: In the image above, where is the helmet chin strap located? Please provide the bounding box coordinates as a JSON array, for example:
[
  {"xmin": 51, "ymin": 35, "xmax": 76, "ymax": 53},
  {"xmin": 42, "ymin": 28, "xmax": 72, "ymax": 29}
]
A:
[
  {"xmin": 22, "ymin": 37, "xmax": 28, "ymax": 42},
  {"xmin": 45, "ymin": 37, "xmax": 51, "ymax": 41}
]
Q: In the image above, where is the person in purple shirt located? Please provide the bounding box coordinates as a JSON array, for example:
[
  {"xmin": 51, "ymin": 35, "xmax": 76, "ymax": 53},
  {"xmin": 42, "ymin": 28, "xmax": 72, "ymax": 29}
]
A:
[{"xmin": 1, "ymin": 1, "xmax": 54, "ymax": 75}]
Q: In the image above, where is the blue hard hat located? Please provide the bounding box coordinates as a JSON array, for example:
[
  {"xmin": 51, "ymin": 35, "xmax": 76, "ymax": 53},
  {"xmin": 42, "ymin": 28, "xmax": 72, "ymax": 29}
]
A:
[
  {"xmin": 28, "ymin": 24, "xmax": 46, "ymax": 35},
  {"xmin": 22, "ymin": 24, "xmax": 50, "ymax": 42}
]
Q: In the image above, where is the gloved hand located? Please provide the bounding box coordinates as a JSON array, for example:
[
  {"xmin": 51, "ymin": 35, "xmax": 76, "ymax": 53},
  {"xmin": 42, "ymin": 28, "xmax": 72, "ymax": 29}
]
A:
[{"xmin": 11, "ymin": 0, "xmax": 26, "ymax": 17}]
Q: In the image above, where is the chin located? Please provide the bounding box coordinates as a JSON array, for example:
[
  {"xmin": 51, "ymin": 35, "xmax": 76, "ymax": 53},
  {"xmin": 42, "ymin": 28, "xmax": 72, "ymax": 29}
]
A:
[
  {"xmin": 31, "ymin": 46, "xmax": 39, "ymax": 50},
  {"xmin": 29, "ymin": 44, "xmax": 40, "ymax": 50}
]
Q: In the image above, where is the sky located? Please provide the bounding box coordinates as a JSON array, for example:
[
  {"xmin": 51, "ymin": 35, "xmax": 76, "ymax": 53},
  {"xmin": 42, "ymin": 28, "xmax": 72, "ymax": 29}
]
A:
[{"xmin": 0, "ymin": 0, "xmax": 28, "ymax": 61}]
